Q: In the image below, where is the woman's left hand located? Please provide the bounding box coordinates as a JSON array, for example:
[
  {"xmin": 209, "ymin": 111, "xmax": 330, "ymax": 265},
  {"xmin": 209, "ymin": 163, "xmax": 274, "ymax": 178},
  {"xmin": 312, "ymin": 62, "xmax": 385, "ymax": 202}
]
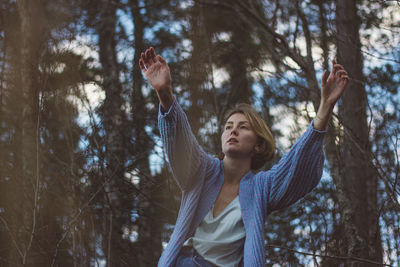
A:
[
  {"xmin": 321, "ymin": 59, "xmax": 349, "ymax": 107},
  {"xmin": 313, "ymin": 60, "xmax": 349, "ymax": 131}
]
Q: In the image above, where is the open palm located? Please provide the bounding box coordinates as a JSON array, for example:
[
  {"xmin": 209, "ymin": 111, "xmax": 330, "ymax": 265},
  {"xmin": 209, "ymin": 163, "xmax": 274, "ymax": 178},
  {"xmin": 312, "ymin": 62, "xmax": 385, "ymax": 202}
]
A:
[{"xmin": 139, "ymin": 47, "xmax": 171, "ymax": 92}]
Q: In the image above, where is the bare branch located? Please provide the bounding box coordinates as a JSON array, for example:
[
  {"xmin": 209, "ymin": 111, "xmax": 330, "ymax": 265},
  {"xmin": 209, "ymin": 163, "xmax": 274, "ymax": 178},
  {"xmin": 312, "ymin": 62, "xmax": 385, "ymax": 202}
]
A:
[{"xmin": 266, "ymin": 244, "xmax": 392, "ymax": 266}]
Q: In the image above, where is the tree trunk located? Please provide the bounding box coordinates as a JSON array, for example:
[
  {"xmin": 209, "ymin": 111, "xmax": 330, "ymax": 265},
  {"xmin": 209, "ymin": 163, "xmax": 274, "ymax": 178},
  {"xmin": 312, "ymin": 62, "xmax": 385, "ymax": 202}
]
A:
[
  {"xmin": 335, "ymin": 0, "xmax": 382, "ymax": 265},
  {"xmin": 98, "ymin": 0, "xmax": 128, "ymax": 265},
  {"xmin": 14, "ymin": 0, "xmax": 45, "ymax": 265},
  {"xmin": 187, "ymin": 1, "xmax": 209, "ymax": 138},
  {"xmin": 130, "ymin": 1, "xmax": 161, "ymax": 266},
  {"xmin": 227, "ymin": 24, "xmax": 252, "ymax": 107}
]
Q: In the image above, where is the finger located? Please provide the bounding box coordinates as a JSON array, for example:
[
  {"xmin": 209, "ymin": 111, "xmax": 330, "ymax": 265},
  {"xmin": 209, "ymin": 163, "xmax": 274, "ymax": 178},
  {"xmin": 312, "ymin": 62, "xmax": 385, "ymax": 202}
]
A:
[
  {"xmin": 141, "ymin": 52, "xmax": 149, "ymax": 69},
  {"xmin": 336, "ymin": 70, "xmax": 347, "ymax": 78},
  {"xmin": 334, "ymin": 64, "xmax": 344, "ymax": 70},
  {"xmin": 146, "ymin": 47, "xmax": 154, "ymax": 65},
  {"xmin": 340, "ymin": 76, "xmax": 349, "ymax": 87},
  {"xmin": 142, "ymin": 50, "xmax": 150, "ymax": 67},
  {"xmin": 332, "ymin": 64, "xmax": 344, "ymax": 74},
  {"xmin": 157, "ymin": 55, "xmax": 166, "ymax": 64},
  {"xmin": 150, "ymin": 47, "xmax": 157, "ymax": 62},
  {"xmin": 144, "ymin": 48, "xmax": 153, "ymax": 65},
  {"xmin": 322, "ymin": 69, "xmax": 329, "ymax": 87},
  {"xmin": 328, "ymin": 65, "xmax": 336, "ymax": 80},
  {"xmin": 145, "ymin": 48, "xmax": 154, "ymax": 65},
  {"xmin": 139, "ymin": 58, "xmax": 146, "ymax": 72}
]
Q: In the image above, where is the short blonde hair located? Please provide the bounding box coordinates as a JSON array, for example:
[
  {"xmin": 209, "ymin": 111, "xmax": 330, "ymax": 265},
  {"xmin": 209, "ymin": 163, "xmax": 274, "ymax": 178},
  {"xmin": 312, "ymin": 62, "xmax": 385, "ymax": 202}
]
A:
[{"xmin": 223, "ymin": 103, "xmax": 275, "ymax": 170}]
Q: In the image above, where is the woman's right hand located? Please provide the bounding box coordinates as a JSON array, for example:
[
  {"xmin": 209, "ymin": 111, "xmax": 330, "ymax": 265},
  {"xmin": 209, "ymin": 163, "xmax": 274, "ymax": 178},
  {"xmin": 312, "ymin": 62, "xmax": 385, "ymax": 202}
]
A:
[{"xmin": 139, "ymin": 47, "xmax": 174, "ymax": 111}]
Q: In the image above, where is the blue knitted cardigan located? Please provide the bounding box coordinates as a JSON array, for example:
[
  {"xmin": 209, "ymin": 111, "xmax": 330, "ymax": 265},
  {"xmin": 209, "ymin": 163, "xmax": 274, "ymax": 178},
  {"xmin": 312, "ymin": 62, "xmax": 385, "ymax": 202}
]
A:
[{"xmin": 157, "ymin": 99, "xmax": 326, "ymax": 267}]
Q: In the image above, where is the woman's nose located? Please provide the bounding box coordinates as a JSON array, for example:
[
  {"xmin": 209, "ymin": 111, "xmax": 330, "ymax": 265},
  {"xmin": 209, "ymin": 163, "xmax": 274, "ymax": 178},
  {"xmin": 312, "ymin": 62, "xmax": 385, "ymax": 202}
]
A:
[{"xmin": 230, "ymin": 127, "xmax": 238, "ymax": 136}]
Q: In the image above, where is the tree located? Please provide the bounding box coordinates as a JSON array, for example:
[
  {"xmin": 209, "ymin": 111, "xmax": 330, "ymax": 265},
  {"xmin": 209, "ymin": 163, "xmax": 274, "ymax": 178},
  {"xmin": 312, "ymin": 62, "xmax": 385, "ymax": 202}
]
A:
[
  {"xmin": 0, "ymin": 0, "xmax": 398, "ymax": 265},
  {"xmin": 0, "ymin": 0, "xmax": 93, "ymax": 265},
  {"xmin": 10, "ymin": 1, "xmax": 45, "ymax": 264},
  {"xmin": 194, "ymin": 0, "xmax": 399, "ymax": 265},
  {"xmin": 130, "ymin": 0, "xmax": 163, "ymax": 265},
  {"xmin": 95, "ymin": 0, "xmax": 136, "ymax": 265}
]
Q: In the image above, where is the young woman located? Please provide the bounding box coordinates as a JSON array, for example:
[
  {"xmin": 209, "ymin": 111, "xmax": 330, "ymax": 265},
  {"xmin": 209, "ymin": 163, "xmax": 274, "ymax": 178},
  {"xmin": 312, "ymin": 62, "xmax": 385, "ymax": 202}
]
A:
[{"xmin": 139, "ymin": 47, "xmax": 348, "ymax": 267}]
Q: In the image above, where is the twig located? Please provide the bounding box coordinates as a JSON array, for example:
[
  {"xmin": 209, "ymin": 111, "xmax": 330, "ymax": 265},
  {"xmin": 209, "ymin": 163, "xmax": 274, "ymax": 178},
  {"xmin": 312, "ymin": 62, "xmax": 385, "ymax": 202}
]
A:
[
  {"xmin": 0, "ymin": 216, "xmax": 24, "ymax": 259},
  {"xmin": 266, "ymin": 244, "xmax": 392, "ymax": 266}
]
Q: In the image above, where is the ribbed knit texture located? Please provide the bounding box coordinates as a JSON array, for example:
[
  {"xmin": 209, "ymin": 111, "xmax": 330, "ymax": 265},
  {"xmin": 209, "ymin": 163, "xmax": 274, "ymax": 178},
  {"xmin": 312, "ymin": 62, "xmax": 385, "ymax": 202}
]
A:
[{"xmin": 157, "ymin": 99, "xmax": 326, "ymax": 267}]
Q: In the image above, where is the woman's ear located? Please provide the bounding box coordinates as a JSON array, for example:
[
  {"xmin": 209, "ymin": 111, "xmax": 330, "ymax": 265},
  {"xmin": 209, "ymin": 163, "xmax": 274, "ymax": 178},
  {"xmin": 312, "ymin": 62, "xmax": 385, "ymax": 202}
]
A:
[{"xmin": 254, "ymin": 144, "xmax": 261, "ymax": 153}]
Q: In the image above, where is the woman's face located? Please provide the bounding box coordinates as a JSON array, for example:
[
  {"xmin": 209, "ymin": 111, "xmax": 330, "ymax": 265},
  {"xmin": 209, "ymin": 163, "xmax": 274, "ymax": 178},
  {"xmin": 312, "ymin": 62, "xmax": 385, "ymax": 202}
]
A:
[{"xmin": 221, "ymin": 113, "xmax": 259, "ymax": 159}]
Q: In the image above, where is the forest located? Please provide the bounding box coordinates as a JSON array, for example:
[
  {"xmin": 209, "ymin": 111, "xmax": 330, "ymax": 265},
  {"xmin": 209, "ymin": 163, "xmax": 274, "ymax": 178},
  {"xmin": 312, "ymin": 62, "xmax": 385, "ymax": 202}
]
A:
[{"xmin": 0, "ymin": 0, "xmax": 399, "ymax": 266}]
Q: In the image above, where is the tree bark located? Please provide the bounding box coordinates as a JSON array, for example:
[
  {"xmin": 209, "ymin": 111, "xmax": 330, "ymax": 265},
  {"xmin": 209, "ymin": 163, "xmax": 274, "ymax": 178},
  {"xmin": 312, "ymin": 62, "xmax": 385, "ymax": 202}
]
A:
[
  {"xmin": 227, "ymin": 22, "xmax": 252, "ymax": 107},
  {"xmin": 187, "ymin": 1, "xmax": 209, "ymax": 137},
  {"xmin": 15, "ymin": 0, "xmax": 45, "ymax": 265},
  {"xmin": 335, "ymin": 0, "xmax": 382, "ymax": 265},
  {"xmin": 130, "ymin": 1, "xmax": 161, "ymax": 266},
  {"xmin": 98, "ymin": 0, "xmax": 129, "ymax": 265}
]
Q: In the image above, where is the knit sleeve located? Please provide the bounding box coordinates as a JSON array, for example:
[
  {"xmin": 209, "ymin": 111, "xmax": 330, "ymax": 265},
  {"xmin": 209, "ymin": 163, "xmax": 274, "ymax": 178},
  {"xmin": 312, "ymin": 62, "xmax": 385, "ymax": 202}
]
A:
[
  {"xmin": 158, "ymin": 98, "xmax": 213, "ymax": 191},
  {"xmin": 262, "ymin": 121, "xmax": 326, "ymax": 212}
]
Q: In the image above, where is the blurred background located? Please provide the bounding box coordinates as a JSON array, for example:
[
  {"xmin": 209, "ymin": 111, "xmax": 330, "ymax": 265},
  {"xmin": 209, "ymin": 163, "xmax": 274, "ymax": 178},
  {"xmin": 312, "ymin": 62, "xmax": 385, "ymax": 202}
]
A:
[{"xmin": 0, "ymin": 0, "xmax": 399, "ymax": 266}]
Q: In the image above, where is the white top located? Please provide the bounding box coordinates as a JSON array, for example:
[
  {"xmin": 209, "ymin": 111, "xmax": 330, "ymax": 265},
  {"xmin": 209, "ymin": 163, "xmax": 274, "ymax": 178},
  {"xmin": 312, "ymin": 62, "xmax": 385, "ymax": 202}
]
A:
[{"xmin": 183, "ymin": 195, "xmax": 245, "ymax": 267}]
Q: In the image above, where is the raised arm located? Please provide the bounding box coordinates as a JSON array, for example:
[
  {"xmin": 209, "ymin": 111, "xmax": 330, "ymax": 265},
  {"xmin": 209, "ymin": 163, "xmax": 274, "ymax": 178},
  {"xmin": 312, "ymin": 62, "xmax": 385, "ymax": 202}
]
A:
[
  {"xmin": 264, "ymin": 60, "xmax": 349, "ymax": 211},
  {"xmin": 140, "ymin": 47, "xmax": 214, "ymax": 191},
  {"xmin": 314, "ymin": 59, "xmax": 349, "ymax": 130}
]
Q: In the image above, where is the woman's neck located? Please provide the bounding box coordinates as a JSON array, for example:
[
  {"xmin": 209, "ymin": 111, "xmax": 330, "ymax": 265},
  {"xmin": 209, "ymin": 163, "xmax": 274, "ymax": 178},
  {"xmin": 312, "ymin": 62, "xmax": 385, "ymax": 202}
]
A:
[{"xmin": 222, "ymin": 156, "xmax": 252, "ymax": 185}]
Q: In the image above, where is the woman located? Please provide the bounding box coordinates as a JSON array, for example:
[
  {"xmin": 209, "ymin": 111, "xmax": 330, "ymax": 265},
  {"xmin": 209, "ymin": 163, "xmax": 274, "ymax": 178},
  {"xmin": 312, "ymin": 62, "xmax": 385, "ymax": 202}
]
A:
[{"xmin": 139, "ymin": 47, "xmax": 348, "ymax": 267}]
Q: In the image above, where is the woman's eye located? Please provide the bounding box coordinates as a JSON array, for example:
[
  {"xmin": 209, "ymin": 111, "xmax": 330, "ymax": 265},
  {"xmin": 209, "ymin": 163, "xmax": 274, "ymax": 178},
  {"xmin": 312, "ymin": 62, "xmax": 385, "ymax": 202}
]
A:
[{"xmin": 225, "ymin": 126, "xmax": 231, "ymax": 130}]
